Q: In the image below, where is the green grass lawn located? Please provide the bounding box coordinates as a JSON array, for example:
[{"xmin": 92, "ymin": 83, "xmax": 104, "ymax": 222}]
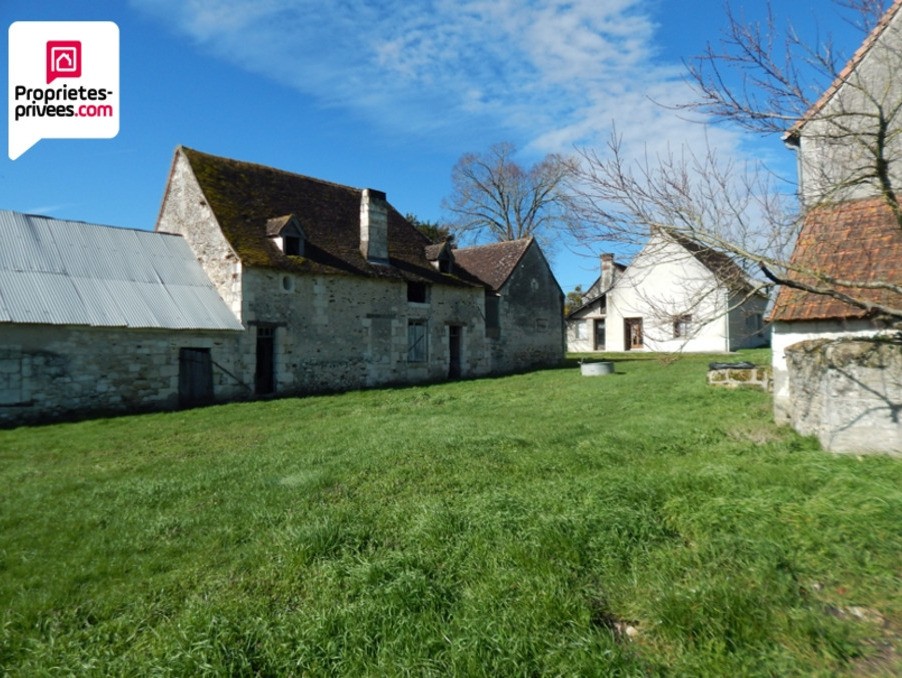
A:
[{"xmin": 1, "ymin": 351, "xmax": 900, "ymax": 676}]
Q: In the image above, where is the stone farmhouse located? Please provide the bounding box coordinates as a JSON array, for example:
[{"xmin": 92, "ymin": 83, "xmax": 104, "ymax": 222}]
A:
[
  {"xmin": 770, "ymin": 0, "xmax": 902, "ymax": 452},
  {"xmin": 0, "ymin": 147, "xmax": 564, "ymax": 426},
  {"xmin": 567, "ymin": 229, "xmax": 769, "ymax": 353}
]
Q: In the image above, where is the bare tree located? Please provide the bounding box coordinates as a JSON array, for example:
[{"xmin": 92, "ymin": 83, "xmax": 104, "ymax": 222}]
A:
[
  {"xmin": 568, "ymin": 0, "xmax": 902, "ymax": 323},
  {"xmin": 443, "ymin": 142, "xmax": 575, "ymax": 248}
]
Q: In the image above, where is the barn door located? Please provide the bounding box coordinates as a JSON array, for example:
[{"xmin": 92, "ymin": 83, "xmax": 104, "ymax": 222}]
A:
[{"xmin": 179, "ymin": 348, "xmax": 213, "ymax": 406}]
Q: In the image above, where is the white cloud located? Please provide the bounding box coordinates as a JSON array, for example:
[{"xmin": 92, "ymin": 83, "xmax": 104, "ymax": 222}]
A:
[{"xmin": 130, "ymin": 0, "xmax": 744, "ymax": 159}]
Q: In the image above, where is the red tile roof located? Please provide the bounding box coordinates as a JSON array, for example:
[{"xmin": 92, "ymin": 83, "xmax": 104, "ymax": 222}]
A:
[
  {"xmin": 452, "ymin": 238, "xmax": 534, "ymax": 292},
  {"xmin": 769, "ymin": 197, "xmax": 902, "ymax": 321}
]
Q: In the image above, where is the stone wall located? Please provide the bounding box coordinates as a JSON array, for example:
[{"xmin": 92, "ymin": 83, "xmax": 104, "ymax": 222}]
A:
[
  {"xmin": 0, "ymin": 325, "xmax": 244, "ymax": 427},
  {"xmin": 242, "ymin": 269, "xmax": 491, "ymax": 394},
  {"xmin": 156, "ymin": 151, "xmax": 244, "ymax": 319},
  {"xmin": 489, "ymin": 243, "xmax": 564, "ymax": 372},
  {"xmin": 771, "ymin": 319, "xmax": 879, "ymax": 423},
  {"xmin": 785, "ymin": 338, "xmax": 901, "ymax": 455},
  {"xmin": 707, "ymin": 365, "xmax": 772, "ymax": 391}
]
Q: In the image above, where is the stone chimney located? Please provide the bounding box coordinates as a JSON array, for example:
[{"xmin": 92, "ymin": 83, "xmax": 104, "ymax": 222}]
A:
[
  {"xmin": 600, "ymin": 253, "xmax": 615, "ymax": 291},
  {"xmin": 360, "ymin": 188, "xmax": 389, "ymax": 265}
]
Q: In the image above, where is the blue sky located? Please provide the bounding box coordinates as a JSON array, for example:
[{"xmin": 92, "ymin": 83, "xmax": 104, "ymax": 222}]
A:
[{"xmin": 2, "ymin": 0, "xmax": 865, "ymax": 292}]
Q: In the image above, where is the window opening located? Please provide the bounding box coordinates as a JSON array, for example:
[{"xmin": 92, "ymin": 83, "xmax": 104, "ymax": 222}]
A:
[
  {"xmin": 407, "ymin": 282, "xmax": 429, "ymax": 303},
  {"xmin": 673, "ymin": 314, "xmax": 693, "ymax": 339},
  {"xmin": 283, "ymin": 235, "xmax": 302, "ymax": 256},
  {"xmin": 408, "ymin": 320, "xmax": 427, "ymax": 362}
]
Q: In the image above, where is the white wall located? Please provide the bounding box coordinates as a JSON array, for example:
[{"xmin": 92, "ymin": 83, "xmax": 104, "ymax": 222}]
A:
[
  {"xmin": 605, "ymin": 234, "xmax": 731, "ymax": 353},
  {"xmin": 565, "ymin": 298, "xmax": 605, "ymax": 353},
  {"xmin": 796, "ymin": 12, "xmax": 902, "ymax": 206},
  {"xmin": 771, "ymin": 319, "xmax": 882, "ymax": 422}
]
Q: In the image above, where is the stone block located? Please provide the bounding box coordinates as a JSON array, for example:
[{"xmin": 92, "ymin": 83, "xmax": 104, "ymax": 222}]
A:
[{"xmin": 786, "ymin": 338, "xmax": 901, "ymax": 455}]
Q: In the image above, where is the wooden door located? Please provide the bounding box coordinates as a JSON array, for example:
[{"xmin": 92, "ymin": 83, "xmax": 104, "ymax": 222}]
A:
[
  {"xmin": 179, "ymin": 348, "xmax": 213, "ymax": 406},
  {"xmin": 448, "ymin": 325, "xmax": 462, "ymax": 379},
  {"xmin": 593, "ymin": 319, "xmax": 606, "ymax": 351},
  {"xmin": 255, "ymin": 327, "xmax": 275, "ymax": 395},
  {"xmin": 624, "ymin": 318, "xmax": 643, "ymax": 350}
]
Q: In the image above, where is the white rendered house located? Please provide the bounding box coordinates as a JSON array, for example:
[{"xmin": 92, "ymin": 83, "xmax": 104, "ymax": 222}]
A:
[
  {"xmin": 568, "ymin": 230, "xmax": 769, "ymax": 353},
  {"xmin": 606, "ymin": 230, "xmax": 768, "ymax": 353}
]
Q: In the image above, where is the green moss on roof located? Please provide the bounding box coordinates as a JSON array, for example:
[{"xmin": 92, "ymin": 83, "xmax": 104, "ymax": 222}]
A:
[{"xmin": 180, "ymin": 146, "xmax": 474, "ymax": 286}]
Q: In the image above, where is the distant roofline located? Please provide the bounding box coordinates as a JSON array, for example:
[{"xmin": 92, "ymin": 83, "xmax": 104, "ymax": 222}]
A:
[
  {"xmin": 454, "ymin": 237, "xmax": 536, "ymax": 291},
  {"xmin": 5, "ymin": 210, "xmax": 161, "ymax": 236},
  {"xmin": 784, "ymin": 0, "xmax": 902, "ymax": 142}
]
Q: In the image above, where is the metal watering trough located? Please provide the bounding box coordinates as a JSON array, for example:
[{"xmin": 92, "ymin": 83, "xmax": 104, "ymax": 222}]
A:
[{"xmin": 580, "ymin": 361, "xmax": 615, "ymax": 376}]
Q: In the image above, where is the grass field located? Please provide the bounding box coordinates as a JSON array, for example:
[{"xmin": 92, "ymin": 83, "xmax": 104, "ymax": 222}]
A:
[{"xmin": 1, "ymin": 351, "xmax": 900, "ymax": 676}]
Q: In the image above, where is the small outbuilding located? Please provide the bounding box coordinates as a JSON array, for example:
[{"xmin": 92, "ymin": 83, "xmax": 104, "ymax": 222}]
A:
[{"xmin": 0, "ymin": 211, "xmax": 243, "ymax": 425}]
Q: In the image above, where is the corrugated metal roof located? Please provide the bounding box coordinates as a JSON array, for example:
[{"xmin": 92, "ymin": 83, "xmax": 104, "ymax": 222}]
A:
[{"xmin": 0, "ymin": 211, "xmax": 243, "ymax": 331}]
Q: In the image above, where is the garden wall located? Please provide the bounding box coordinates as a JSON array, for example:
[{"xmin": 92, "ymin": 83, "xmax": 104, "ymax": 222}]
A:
[
  {"xmin": 785, "ymin": 338, "xmax": 901, "ymax": 455},
  {"xmin": 707, "ymin": 364, "xmax": 772, "ymax": 391}
]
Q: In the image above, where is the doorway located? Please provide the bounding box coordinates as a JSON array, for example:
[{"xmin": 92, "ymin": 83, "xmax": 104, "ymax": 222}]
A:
[
  {"xmin": 255, "ymin": 326, "xmax": 275, "ymax": 395},
  {"xmin": 593, "ymin": 319, "xmax": 606, "ymax": 351},
  {"xmin": 624, "ymin": 318, "xmax": 643, "ymax": 350},
  {"xmin": 448, "ymin": 325, "xmax": 462, "ymax": 379},
  {"xmin": 178, "ymin": 348, "xmax": 213, "ymax": 406}
]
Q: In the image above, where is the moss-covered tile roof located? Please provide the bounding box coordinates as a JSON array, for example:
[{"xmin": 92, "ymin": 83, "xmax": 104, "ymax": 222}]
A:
[
  {"xmin": 180, "ymin": 147, "xmax": 476, "ymax": 287},
  {"xmin": 770, "ymin": 196, "xmax": 902, "ymax": 321}
]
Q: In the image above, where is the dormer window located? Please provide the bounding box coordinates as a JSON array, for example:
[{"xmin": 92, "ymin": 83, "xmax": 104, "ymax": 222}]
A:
[
  {"xmin": 438, "ymin": 251, "xmax": 453, "ymax": 274},
  {"xmin": 425, "ymin": 239, "xmax": 455, "ymax": 275},
  {"xmin": 283, "ymin": 233, "xmax": 302, "ymax": 256},
  {"xmin": 266, "ymin": 214, "xmax": 306, "ymax": 257}
]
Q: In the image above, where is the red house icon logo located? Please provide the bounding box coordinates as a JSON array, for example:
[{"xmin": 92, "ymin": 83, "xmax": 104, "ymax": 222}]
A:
[{"xmin": 46, "ymin": 41, "xmax": 81, "ymax": 83}]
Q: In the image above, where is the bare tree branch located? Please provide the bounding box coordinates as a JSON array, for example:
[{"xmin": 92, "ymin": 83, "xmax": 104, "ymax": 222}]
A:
[
  {"xmin": 568, "ymin": 0, "xmax": 902, "ymax": 325},
  {"xmin": 443, "ymin": 142, "xmax": 576, "ymax": 249}
]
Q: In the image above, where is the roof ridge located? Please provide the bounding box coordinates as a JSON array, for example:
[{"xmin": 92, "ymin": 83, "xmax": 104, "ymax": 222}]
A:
[
  {"xmin": 179, "ymin": 146, "xmax": 365, "ymax": 196},
  {"xmin": 786, "ymin": 0, "xmax": 902, "ymax": 139},
  {"xmin": 657, "ymin": 228, "xmax": 756, "ymax": 292},
  {"xmin": 455, "ymin": 236, "xmax": 533, "ymax": 252},
  {"xmin": 1, "ymin": 209, "xmax": 163, "ymax": 236}
]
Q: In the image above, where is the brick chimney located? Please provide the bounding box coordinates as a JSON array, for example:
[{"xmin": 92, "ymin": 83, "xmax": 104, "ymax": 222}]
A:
[
  {"xmin": 360, "ymin": 188, "xmax": 389, "ymax": 265},
  {"xmin": 600, "ymin": 253, "xmax": 615, "ymax": 291}
]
